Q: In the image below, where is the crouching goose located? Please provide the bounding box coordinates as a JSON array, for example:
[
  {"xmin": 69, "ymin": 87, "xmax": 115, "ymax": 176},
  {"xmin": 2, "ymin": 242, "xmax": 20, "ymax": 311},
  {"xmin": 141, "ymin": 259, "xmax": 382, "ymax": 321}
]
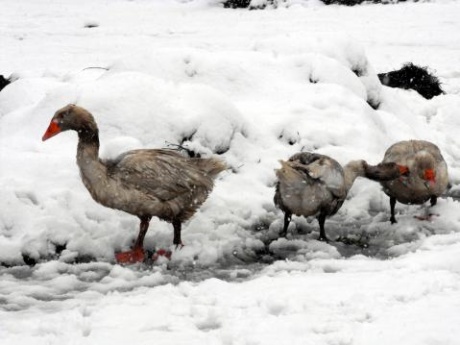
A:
[
  {"xmin": 379, "ymin": 140, "xmax": 449, "ymax": 223},
  {"xmin": 274, "ymin": 152, "xmax": 409, "ymax": 241},
  {"xmin": 42, "ymin": 104, "xmax": 226, "ymax": 264}
]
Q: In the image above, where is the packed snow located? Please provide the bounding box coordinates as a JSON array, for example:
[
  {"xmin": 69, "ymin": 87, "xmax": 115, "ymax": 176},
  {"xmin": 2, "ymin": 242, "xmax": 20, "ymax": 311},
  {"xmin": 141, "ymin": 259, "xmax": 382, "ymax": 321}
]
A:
[{"xmin": 1, "ymin": 0, "xmax": 460, "ymax": 344}]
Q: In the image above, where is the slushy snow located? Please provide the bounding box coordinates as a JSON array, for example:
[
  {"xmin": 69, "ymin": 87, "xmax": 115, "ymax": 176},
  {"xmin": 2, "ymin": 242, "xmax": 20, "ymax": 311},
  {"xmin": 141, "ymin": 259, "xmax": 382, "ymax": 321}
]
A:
[{"xmin": 1, "ymin": 0, "xmax": 460, "ymax": 344}]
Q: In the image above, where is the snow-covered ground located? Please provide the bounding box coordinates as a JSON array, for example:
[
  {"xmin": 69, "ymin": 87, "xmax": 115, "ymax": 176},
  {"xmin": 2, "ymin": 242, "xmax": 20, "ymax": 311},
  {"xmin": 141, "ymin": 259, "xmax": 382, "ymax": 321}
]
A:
[{"xmin": 1, "ymin": 0, "xmax": 460, "ymax": 343}]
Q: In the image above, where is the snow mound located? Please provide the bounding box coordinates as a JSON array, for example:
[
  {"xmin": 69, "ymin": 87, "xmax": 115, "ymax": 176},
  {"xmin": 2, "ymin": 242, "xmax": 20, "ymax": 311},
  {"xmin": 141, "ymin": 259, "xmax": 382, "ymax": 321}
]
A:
[{"xmin": 1, "ymin": 30, "xmax": 460, "ymax": 268}]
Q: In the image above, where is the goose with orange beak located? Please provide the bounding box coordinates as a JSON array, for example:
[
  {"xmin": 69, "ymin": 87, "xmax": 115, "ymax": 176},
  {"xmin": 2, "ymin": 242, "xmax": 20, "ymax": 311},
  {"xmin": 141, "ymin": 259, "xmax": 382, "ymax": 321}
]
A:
[
  {"xmin": 379, "ymin": 140, "xmax": 449, "ymax": 223},
  {"xmin": 274, "ymin": 152, "xmax": 410, "ymax": 242},
  {"xmin": 42, "ymin": 104, "xmax": 226, "ymax": 264}
]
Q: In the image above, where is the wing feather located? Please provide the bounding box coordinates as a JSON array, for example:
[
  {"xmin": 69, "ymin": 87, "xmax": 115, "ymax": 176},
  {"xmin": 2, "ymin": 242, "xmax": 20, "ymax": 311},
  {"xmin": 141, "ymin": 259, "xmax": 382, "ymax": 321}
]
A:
[{"xmin": 105, "ymin": 149, "xmax": 214, "ymax": 201}]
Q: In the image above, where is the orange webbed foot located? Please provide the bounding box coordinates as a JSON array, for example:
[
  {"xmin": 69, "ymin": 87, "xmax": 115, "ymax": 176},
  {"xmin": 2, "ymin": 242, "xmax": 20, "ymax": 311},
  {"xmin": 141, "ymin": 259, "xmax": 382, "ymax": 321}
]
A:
[
  {"xmin": 152, "ymin": 248, "xmax": 172, "ymax": 261},
  {"xmin": 151, "ymin": 243, "xmax": 183, "ymax": 262},
  {"xmin": 413, "ymin": 213, "xmax": 440, "ymax": 222},
  {"xmin": 115, "ymin": 247, "xmax": 145, "ymax": 264}
]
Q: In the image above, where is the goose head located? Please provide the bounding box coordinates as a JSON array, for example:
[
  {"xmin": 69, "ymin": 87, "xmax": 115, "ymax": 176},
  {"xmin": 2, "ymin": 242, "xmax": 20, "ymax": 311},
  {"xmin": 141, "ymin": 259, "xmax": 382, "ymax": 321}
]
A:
[
  {"xmin": 365, "ymin": 162, "xmax": 409, "ymax": 181},
  {"xmin": 42, "ymin": 104, "xmax": 97, "ymax": 141}
]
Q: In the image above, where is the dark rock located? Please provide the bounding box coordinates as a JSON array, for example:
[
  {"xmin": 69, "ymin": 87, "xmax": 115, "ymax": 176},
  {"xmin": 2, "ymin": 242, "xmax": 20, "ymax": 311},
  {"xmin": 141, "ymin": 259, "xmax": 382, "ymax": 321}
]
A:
[
  {"xmin": 378, "ymin": 62, "xmax": 444, "ymax": 99},
  {"xmin": 223, "ymin": 0, "xmax": 251, "ymax": 8},
  {"xmin": 22, "ymin": 253, "xmax": 37, "ymax": 267},
  {"xmin": 0, "ymin": 75, "xmax": 10, "ymax": 92},
  {"xmin": 321, "ymin": 0, "xmax": 365, "ymax": 5}
]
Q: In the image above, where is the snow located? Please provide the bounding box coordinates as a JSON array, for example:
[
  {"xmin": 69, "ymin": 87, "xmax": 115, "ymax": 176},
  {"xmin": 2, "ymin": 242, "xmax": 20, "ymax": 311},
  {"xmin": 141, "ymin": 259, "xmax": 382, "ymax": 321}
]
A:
[{"xmin": 1, "ymin": 0, "xmax": 460, "ymax": 343}]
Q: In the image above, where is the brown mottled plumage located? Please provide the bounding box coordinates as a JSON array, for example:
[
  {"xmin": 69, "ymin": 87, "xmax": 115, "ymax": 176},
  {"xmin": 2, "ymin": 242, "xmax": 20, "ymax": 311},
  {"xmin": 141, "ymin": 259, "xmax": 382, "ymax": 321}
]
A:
[
  {"xmin": 380, "ymin": 140, "xmax": 449, "ymax": 223},
  {"xmin": 42, "ymin": 104, "xmax": 226, "ymax": 263},
  {"xmin": 274, "ymin": 152, "xmax": 408, "ymax": 241}
]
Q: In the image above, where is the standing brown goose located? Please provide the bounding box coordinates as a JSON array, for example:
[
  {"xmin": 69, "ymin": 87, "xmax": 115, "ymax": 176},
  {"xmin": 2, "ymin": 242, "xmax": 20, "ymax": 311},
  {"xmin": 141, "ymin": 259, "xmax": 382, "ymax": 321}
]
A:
[
  {"xmin": 42, "ymin": 104, "xmax": 226, "ymax": 263},
  {"xmin": 274, "ymin": 152, "xmax": 409, "ymax": 241},
  {"xmin": 380, "ymin": 140, "xmax": 449, "ymax": 223}
]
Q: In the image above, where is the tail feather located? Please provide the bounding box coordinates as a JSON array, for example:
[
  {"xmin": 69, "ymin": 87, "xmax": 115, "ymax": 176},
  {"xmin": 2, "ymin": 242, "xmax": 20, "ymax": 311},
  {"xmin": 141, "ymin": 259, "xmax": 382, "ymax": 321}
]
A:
[{"xmin": 193, "ymin": 157, "xmax": 227, "ymax": 178}]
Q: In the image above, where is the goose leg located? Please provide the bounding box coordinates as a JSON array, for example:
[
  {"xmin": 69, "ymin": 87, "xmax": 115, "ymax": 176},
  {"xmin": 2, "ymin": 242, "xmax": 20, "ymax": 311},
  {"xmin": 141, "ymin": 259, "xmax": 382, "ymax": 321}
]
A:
[
  {"xmin": 428, "ymin": 195, "xmax": 440, "ymax": 219},
  {"xmin": 317, "ymin": 211, "xmax": 329, "ymax": 242},
  {"xmin": 115, "ymin": 216, "xmax": 151, "ymax": 264},
  {"xmin": 281, "ymin": 211, "xmax": 292, "ymax": 237},
  {"xmin": 173, "ymin": 219, "xmax": 184, "ymax": 249},
  {"xmin": 390, "ymin": 197, "xmax": 397, "ymax": 224}
]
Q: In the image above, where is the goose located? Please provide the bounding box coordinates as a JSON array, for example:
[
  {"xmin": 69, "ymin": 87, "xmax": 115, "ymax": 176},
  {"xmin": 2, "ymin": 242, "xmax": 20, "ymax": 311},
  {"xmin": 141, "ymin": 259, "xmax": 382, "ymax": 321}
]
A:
[
  {"xmin": 42, "ymin": 104, "xmax": 226, "ymax": 263},
  {"xmin": 274, "ymin": 152, "xmax": 409, "ymax": 241},
  {"xmin": 379, "ymin": 140, "xmax": 448, "ymax": 223}
]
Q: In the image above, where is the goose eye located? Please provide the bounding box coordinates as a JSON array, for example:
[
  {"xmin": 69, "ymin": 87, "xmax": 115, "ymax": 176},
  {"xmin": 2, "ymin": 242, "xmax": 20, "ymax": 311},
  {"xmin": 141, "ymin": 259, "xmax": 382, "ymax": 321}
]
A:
[{"xmin": 57, "ymin": 110, "xmax": 70, "ymax": 120}]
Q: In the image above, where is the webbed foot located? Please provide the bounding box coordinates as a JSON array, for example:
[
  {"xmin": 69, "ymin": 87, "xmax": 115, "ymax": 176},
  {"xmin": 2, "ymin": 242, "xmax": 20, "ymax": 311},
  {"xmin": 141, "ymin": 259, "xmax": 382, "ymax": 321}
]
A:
[
  {"xmin": 318, "ymin": 235, "xmax": 330, "ymax": 243},
  {"xmin": 152, "ymin": 248, "xmax": 172, "ymax": 261},
  {"xmin": 414, "ymin": 213, "xmax": 439, "ymax": 222},
  {"xmin": 115, "ymin": 247, "xmax": 145, "ymax": 264}
]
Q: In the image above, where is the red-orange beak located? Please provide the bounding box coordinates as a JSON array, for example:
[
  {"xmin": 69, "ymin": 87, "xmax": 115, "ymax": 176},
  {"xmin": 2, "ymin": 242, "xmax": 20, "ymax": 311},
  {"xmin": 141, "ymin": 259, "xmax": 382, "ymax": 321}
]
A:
[
  {"xmin": 42, "ymin": 120, "xmax": 61, "ymax": 141},
  {"xmin": 398, "ymin": 165, "xmax": 410, "ymax": 176}
]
